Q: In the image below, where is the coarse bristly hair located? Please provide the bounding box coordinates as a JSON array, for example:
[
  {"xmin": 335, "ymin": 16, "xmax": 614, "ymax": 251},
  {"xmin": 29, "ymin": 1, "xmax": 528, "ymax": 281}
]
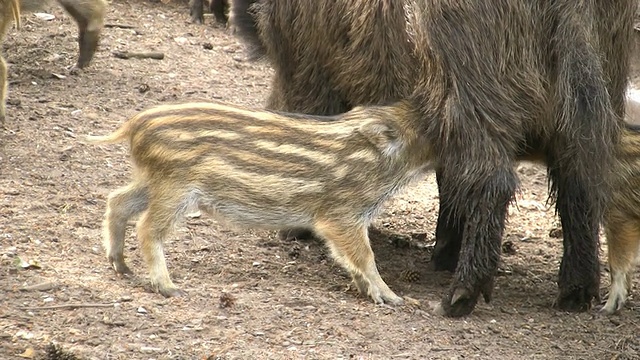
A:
[
  {"xmin": 87, "ymin": 100, "xmax": 432, "ymax": 304},
  {"xmin": 229, "ymin": 0, "xmax": 635, "ymax": 317}
]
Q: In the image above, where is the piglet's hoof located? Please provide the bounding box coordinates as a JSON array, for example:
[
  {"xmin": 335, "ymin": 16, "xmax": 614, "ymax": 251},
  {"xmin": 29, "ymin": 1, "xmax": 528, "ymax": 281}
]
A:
[
  {"xmin": 375, "ymin": 292, "xmax": 404, "ymax": 306},
  {"xmin": 596, "ymin": 302, "xmax": 619, "ymax": 315},
  {"xmin": 599, "ymin": 290, "xmax": 626, "ymax": 315},
  {"xmin": 158, "ymin": 287, "xmax": 188, "ymax": 298},
  {"xmin": 109, "ymin": 257, "xmax": 133, "ymax": 276},
  {"xmin": 113, "ymin": 263, "xmax": 133, "ymax": 276}
]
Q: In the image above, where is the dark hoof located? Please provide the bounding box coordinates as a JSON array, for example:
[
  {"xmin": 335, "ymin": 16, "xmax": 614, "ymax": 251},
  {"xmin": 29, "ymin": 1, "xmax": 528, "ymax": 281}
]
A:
[
  {"xmin": 437, "ymin": 286, "xmax": 480, "ymax": 318},
  {"xmin": 69, "ymin": 66, "xmax": 82, "ymax": 75},
  {"xmin": 278, "ymin": 228, "xmax": 315, "ymax": 241},
  {"xmin": 191, "ymin": 15, "xmax": 204, "ymax": 24},
  {"xmin": 114, "ymin": 264, "xmax": 133, "ymax": 276},
  {"xmin": 555, "ymin": 287, "xmax": 597, "ymax": 312},
  {"xmin": 213, "ymin": 17, "xmax": 228, "ymax": 25},
  {"xmin": 109, "ymin": 257, "xmax": 133, "ymax": 276}
]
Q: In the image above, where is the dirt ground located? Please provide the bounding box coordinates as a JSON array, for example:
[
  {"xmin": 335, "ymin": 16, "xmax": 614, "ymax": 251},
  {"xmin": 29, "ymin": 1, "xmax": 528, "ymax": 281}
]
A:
[{"xmin": 0, "ymin": 1, "xmax": 639, "ymax": 359}]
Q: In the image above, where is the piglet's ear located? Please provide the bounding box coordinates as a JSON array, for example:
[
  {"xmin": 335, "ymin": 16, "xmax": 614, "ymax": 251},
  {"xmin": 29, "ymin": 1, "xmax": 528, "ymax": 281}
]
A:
[{"xmin": 358, "ymin": 120, "xmax": 402, "ymax": 157}]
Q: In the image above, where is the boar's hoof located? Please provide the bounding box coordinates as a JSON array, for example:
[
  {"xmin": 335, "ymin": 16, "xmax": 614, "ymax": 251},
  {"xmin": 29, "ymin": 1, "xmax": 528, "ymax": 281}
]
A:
[
  {"xmin": 191, "ymin": 13, "xmax": 204, "ymax": 24},
  {"xmin": 76, "ymin": 29, "xmax": 101, "ymax": 69},
  {"xmin": 437, "ymin": 286, "xmax": 480, "ymax": 318},
  {"xmin": 555, "ymin": 286, "xmax": 598, "ymax": 312}
]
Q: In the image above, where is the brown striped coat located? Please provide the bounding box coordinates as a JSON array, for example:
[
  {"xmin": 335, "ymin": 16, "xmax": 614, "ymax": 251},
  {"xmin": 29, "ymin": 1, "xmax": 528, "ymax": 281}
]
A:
[{"xmin": 88, "ymin": 101, "xmax": 431, "ymax": 304}]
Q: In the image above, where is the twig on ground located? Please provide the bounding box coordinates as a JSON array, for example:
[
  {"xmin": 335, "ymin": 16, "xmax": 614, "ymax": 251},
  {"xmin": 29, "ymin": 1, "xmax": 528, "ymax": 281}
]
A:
[
  {"xmin": 105, "ymin": 23, "xmax": 136, "ymax": 29},
  {"xmin": 20, "ymin": 303, "xmax": 117, "ymax": 311},
  {"xmin": 112, "ymin": 51, "xmax": 165, "ymax": 60}
]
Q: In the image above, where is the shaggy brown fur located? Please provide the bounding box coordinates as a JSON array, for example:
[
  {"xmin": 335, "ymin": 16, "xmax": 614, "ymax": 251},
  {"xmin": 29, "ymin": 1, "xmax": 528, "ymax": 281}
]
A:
[
  {"xmin": 88, "ymin": 101, "xmax": 431, "ymax": 304},
  {"xmin": 190, "ymin": 0, "xmax": 227, "ymax": 24},
  {"xmin": 230, "ymin": 0, "xmax": 635, "ymax": 317}
]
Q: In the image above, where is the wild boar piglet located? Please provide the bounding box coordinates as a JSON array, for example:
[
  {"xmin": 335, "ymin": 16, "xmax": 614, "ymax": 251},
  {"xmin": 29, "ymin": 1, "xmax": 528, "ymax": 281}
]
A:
[{"xmin": 88, "ymin": 101, "xmax": 432, "ymax": 304}]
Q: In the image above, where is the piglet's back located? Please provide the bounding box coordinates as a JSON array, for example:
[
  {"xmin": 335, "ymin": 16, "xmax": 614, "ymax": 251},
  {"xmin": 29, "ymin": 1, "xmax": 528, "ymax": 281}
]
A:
[{"xmin": 124, "ymin": 103, "xmax": 394, "ymax": 225}]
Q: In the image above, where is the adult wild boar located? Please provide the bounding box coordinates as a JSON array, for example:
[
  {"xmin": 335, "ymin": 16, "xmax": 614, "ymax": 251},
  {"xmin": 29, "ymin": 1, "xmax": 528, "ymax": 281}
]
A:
[{"xmin": 229, "ymin": 0, "xmax": 635, "ymax": 317}]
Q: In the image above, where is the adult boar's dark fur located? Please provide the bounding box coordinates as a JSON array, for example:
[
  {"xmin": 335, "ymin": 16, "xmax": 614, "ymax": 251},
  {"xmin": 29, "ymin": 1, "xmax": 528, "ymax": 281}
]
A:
[
  {"xmin": 230, "ymin": 0, "xmax": 635, "ymax": 317},
  {"xmin": 190, "ymin": 0, "xmax": 227, "ymax": 24}
]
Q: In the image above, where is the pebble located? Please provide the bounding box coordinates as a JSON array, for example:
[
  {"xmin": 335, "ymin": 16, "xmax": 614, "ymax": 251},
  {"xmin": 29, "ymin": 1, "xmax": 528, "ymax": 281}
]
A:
[
  {"xmin": 137, "ymin": 306, "xmax": 148, "ymax": 314},
  {"xmin": 140, "ymin": 346, "xmax": 162, "ymax": 353}
]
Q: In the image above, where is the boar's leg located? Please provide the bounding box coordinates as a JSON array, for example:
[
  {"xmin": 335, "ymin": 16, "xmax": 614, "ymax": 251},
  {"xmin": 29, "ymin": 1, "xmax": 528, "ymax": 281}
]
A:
[
  {"xmin": 434, "ymin": 163, "xmax": 517, "ymax": 318},
  {"xmin": 547, "ymin": 22, "xmax": 621, "ymax": 311},
  {"xmin": 57, "ymin": 0, "xmax": 107, "ymax": 69},
  {"xmin": 429, "ymin": 167, "xmax": 464, "ymax": 272},
  {"xmin": 550, "ymin": 158, "xmax": 603, "ymax": 312},
  {"xmin": 190, "ymin": 0, "xmax": 204, "ymax": 24},
  {"xmin": 210, "ymin": 0, "xmax": 228, "ymax": 24}
]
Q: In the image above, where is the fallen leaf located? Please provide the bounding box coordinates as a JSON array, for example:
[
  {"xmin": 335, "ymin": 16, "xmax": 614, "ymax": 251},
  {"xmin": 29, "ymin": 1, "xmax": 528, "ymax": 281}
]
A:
[
  {"xmin": 20, "ymin": 282, "xmax": 58, "ymax": 292},
  {"xmin": 174, "ymin": 37, "xmax": 188, "ymax": 45},
  {"xmin": 18, "ymin": 347, "xmax": 35, "ymax": 358},
  {"xmin": 27, "ymin": 259, "xmax": 41, "ymax": 269},
  {"xmin": 186, "ymin": 210, "xmax": 201, "ymax": 218},
  {"xmin": 34, "ymin": 13, "xmax": 55, "ymax": 21},
  {"xmin": 13, "ymin": 257, "xmax": 42, "ymax": 270},
  {"xmin": 15, "ymin": 330, "xmax": 34, "ymax": 340},
  {"xmin": 13, "ymin": 256, "xmax": 30, "ymax": 269}
]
